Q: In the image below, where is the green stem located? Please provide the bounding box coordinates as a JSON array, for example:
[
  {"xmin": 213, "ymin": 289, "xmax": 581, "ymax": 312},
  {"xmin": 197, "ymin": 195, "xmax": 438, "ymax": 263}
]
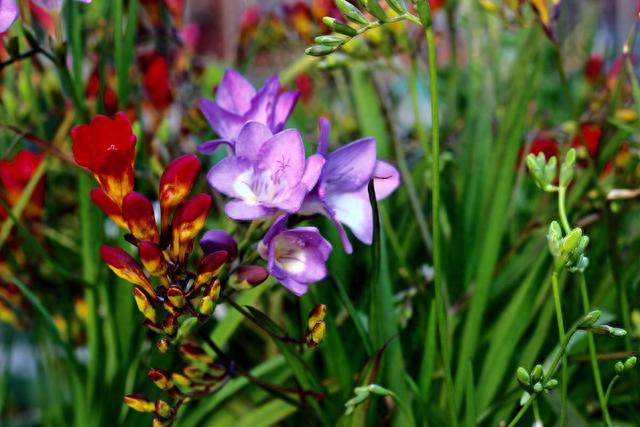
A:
[
  {"xmin": 425, "ymin": 23, "xmax": 457, "ymax": 427},
  {"xmin": 578, "ymin": 273, "xmax": 610, "ymax": 426},
  {"xmin": 557, "ymin": 186, "xmax": 571, "ymax": 234},
  {"xmin": 551, "ymin": 271, "xmax": 568, "ymax": 427},
  {"xmin": 603, "ymin": 375, "xmax": 620, "ymax": 409},
  {"xmin": 506, "ymin": 393, "xmax": 538, "ymax": 427}
]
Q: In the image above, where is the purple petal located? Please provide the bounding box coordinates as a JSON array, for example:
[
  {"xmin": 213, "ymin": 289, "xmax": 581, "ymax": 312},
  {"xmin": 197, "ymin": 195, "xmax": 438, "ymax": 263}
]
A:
[
  {"xmin": 200, "ymin": 230, "xmax": 238, "ymax": 258},
  {"xmin": 246, "ymin": 76, "xmax": 279, "ymax": 128},
  {"xmin": 0, "ymin": 0, "xmax": 18, "ymax": 33},
  {"xmin": 281, "ymin": 277, "xmax": 309, "ymax": 296},
  {"xmin": 262, "ymin": 214, "xmax": 288, "ymax": 246},
  {"xmin": 326, "ymin": 188, "xmax": 373, "ymax": 244},
  {"xmin": 373, "ymin": 161, "xmax": 400, "ymax": 200},
  {"xmin": 301, "ymin": 154, "xmax": 325, "ymax": 191},
  {"xmin": 272, "ymin": 90, "xmax": 300, "ymax": 131},
  {"xmin": 216, "ymin": 70, "xmax": 256, "ymax": 115},
  {"xmin": 274, "ymin": 229, "xmax": 330, "ymax": 282},
  {"xmin": 235, "ymin": 122, "xmax": 273, "ymax": 163},
  {"xmin": 257, "ymin": 129, "xmax": 305, "ymax": 184},
  {"xmin": 324, "ymin": 138, "xmax": 377, "ymax": 193},
  {"xmin": 224, "ymin": 200, "xmax": 271, "ymax": 220},
  {"xmin": 199, "ymin": 98, "xmax": 245, "ymax": 141},
  {"xmin": 197, "ymin": 139, "xmax": 233, "ymax": 155},
  {"xmin": 317, "ymin": 117, "xmax": 331, "ymax": 155},
  {"xmin": 322, "ymin": 201, "xmax": 354, "ymax": 254},
  {"xmin": 207, "ymin": 156, "xmax": 253, "ymax": 198}
]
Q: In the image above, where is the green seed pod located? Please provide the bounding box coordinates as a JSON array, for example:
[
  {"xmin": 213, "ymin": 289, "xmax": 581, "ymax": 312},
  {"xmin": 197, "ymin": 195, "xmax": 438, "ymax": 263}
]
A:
[
  {"xmin": 624, "ymin": 356, "xmax": 637, "ymax": 371},
  {"xmin": 530, "ymin": 364, "xmax": 544, "ymax": 383},
  {"xmin": 335, "ymin": 0, "xmax": 369, "ymax": 25},
  {"xmin": 315, "ymin": 35, "xmax": 347, "ymax": 47},
  {"xmin": 545, "ymin": 379, "xmax": 558, "ymax": 390},
  {"xmin": 615, "ymin": 361, "xmax": 625, "ymax": 374},
  {"xmin": 516, "ymin": 367, "xmax": 530, "ymax": 387},
  {"xmin": 367, "ymin": 384, "xmax": 394, "ymax": 396},
  {"xmin": 305, "ymin": 45, "xmax": 337, "ymax": 57},
  {"xmin": 385, "ymin": 0, "xmax": 407, "ymax": 14},
  {"xmin": 323, "ymin": 17, "xmax": 359, "ymax": 36},
  {"xmin": 365, "ymin": 0, "xmax": 388, "ymax": 21}
]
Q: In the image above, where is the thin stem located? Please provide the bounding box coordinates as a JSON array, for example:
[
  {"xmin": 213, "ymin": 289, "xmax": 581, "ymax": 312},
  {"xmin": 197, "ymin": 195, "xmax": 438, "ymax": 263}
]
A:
[
  {"xmin": 425, "ymin": 22, "xmax": 456, "ymax": 427},
  {"xmin": 578, "ymin": 273, "xmax": 610, "ymax": 426},
  {"xmin": 506, "ymin": 393, "xmax": 538, "ymax": 427},
  {"xmin": 551, "ymin": 271, "xmax": 568, "ymax": 427},
  {"xmin": 557, "ymin": 187, "xmax": 571, "ymax": 234},
  {"xmin": 603, "ymin": 375, "xmax": 620, "ymax": 408}
]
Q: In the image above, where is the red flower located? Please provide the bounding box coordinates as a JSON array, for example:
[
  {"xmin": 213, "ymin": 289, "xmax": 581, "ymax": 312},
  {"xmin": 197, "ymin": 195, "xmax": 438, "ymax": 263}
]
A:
[
  {"xmin": 90, "ymin": 188, "xmax": 125, "ymax": 227},
  {"xmin": 0, "ymin": 150, "xmax": 46, "ymax": 220},
  {"xmin": 171, "ymin": 194, "xmax": 211, "ymax": 265},
  {"xmin": 584, "ymin": 55, "xmax": 603, "ymax": 84},
  {"xmin": 86, "ymin": 68, "xmax": 119, "ymax": 115},
  {"xmin": 571, "ymin": 124, "xmax": 601, "ymax": 163},
  {"xmin": 430, "ymin": 0, "xmax": 446, "ymax": 11},
  {"xmin": 72, "ymin": 113, "xmax": 136, "ymax": 208},
  {"xmin": 142, "ymin": 55, "xmax": 173, "ymax": 110},
  {"xmin": 100, "ymin": 245, "xmax": 156, "ymax": 297},
  {"xmin": 517, "ymin": 134, "xmax": 558, "ymax": 169},
  {"xmin": 295, "ymin": 73, "xmax": 314, "ymax": 104}
]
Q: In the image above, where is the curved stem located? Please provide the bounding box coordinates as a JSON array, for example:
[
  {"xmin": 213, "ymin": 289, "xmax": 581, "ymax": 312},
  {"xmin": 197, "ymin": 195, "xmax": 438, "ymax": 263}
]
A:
[
  {"xmin": 425, "ymin": 22, "xmax": 457, "ymax": 427},
  {"xmin": 551, "ymin": 271, "xmax": 568, "ymax": 427},
  {"xmin": 603, "ymin": 375, "xmax": 620, "ymax": 409},
  {"xmin": 557, "ymin": 187, "xmax": 571, "ymax": 234},
  {"xmin": 506, "ymin": 393, "xmax": 538, "ymax": 427}
]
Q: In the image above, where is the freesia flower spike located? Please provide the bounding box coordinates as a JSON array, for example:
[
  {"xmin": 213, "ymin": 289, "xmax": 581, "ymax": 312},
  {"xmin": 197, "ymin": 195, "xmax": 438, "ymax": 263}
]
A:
[
  {"xmin": 72, "ymin": 112, "xmax": 136, "ymax": 207},
  {"xmin": 159, "ymin": 154, "xmax": 201, "ymax": 236},
  {"xmin": 100, "ymin": 245, "xmax": 156, "ymax": 297},
  {"xmin": 137, "ymin": 241, "xmax": 168, "ymax": 278},
  {"xmin": 123, "ymin": 192, "xmax": 160, "ymax": 243},
  {"xmin": 170, "ymin": 194, "xmax": 212, "ymax": 264}
]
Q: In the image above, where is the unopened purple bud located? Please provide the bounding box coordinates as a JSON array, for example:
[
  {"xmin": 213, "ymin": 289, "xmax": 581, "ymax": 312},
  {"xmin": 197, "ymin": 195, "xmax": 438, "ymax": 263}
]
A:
[{"xmin": 200, "ymin": 230, "xmax": 238, "ymax": 259}]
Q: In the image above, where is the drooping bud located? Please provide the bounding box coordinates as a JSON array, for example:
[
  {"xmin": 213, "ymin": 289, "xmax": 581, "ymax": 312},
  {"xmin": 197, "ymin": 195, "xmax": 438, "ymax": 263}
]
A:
[
  {"xmin": 123, "ymin": 192, "xmax": 160, "ymax": 243},
  {"xmin": 163, "ymin": 313, "xmax": 179, "ymax": 335},
  {"xmin": 180, "ymin": 342, "xmax": 214, "ymax": 364},
  {"xmin": 322, "ymin": 17, "xmax": 358, "ymax": 36},
  {"xmin": 90, "ymin": 187, "xmax": 126, "ymax": 227},
  {"xmin": 167, "ymin": 286, "xmax": 186, "ymax": 308},
  {"xmin": 132, "ymin": 287, "xmax": 157, "ymax": 323},
  {"xmin": 123, "ymin": 394, "xmax": 155, "ymax": 412},
  {"xmin": 200, "ymin": 230, "xmax": 238, "ymax": 259},
  {"xmin": 155, "ymin": 400, "xmax": 173, "ymax": 419},
  {"xmin": 229, "ymin": 265, "xmax": 269, "ymax": 290},
  {"xmin": 138, "ymin": 241, "xmax": 169, "ymax": 277},
  {"xmin": 306, "ymin": 320, "xmax": 326, "ymax": 348},
  {"xmin": 579, "ymin": 310, "xmax": 601, "ymax": 327},
  {"xmin": 157, "ymin": 338, "xmax": 170, "ymax": 353},
  {"xmin": 516, "ymin": 367, "xmax": 530, "ymax": 388},
  {"xmin": 193, "ymin": 252, "xmax": 228, "ymax": 293},
  {"xmin": 159, "ymin": 154, "xmax": 201, "ymax": 236},
  {"xmin": 148, "ymin": 368, "xmax": 173, "ymax": 390},
  {"xmin": 171, "ymin": 194, "xmax": 212, "ymax": 265},
  {"xmin": 307, "ymin": 304, "xmax": 327, "ymax": 330},
  {"xmin": 615, "ymin": 361, "xmax": 625, "ymax": 374},
  {"xmin": 624, "ymin": 356, "xmax": 637, "ymax": 371},
  {"xmin": 335, "ymin": 0, "xmax": 369, "ymax": 25},
  {"xmin": 100, "ymin": 246, "xmax": 156, "ymax": 297}
]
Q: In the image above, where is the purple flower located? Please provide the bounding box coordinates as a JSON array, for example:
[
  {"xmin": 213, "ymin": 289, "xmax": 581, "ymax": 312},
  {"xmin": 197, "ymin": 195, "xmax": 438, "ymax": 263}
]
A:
[
  {"xmin": 207, "ymin": 122, "xmax": 324, "ymax": 220},
  {"xmin": 259, "ymin": 215, "xmax": 332, "ymax": 296},
  {"xmin": 0, "ymin": 0, "xmax": 18, "ymax": 32},
  {"xmin": 200, "ymin": 230, "xmax": 238, "ymax": 259},
  {"xmin": 198, "ymin": 70, "xmax": 299, "ymax": 155},
  {"xmin": 300, "ymin": 118, "xmax": 400, "ymax": 253}
]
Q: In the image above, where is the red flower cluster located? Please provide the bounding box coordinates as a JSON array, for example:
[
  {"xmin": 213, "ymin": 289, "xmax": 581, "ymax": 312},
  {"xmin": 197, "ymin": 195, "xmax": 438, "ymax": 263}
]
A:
[
  {"xmin": 571, "ymin": 124, "xmax": 601, "ymax": 164},
  {"xmin": 0, "ymin": 150, "xmax": 46, "ymax": 221}
]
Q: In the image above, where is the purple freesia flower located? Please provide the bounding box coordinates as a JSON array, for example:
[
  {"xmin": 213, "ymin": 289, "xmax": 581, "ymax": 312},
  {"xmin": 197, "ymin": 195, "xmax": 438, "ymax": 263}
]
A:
[
  {"xmin": 207, "ymin": 121, "xmax": 324, "ymax": 220},
  {"xmin": 259, "ymin": 215, "xmax": 332, "ymax": 296},
  {"xmin": 0, "ymin": 0, "xmax": 18, "ymax": 32},
  {"xmin": 198, "ymin": 69, "xmax": 299, "ymax": 155},
  {"xmin": 300, "ymin": 118, "xmax": 400, "ymax": 253}
]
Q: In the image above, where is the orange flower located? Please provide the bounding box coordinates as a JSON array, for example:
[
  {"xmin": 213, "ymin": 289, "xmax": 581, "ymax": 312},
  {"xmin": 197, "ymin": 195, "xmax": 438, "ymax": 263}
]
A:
[
  {"xmin": 171, "ymin": 194, "xmax": 211, "ymax": 264},
  {"xmin": 159, "ymin": 154, "xmax": 201, "ymax": 235},
  {"xmin": 100, "ymin": 245, "xmax": 155, "ymax": 297}
]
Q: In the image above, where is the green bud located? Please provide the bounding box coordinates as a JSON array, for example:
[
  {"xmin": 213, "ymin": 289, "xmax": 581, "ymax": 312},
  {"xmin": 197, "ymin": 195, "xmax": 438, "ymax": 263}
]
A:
[
  {"xmin": 560, "ymin": 149, "xmax": 576, "ymax": 187},
  {"xmin": 615, "ymin": 361, "xmax": 625, "ymax": 374},
  {"xmin": 336, "ymin": 0, "xmax": 370, "ymax": 25},
  {"xmin": 367, "ymin": 384, "xmax": 394, "ymax": 396},
  {"xmin": 516, "ymin": 367, "xmax": 530, "ymax": 387},
  {"xmin": 624, "ymin": 356, "xmax": 637, "ymax": 371},
  {"xmin": 323, "ymin": 17, "xmax": 359, "ymax": 36},
  {"xmin": 544, "ymin": 156, "xmax": 557, "ymax": 187},
  {"xmin": 305, "ymin": 45, "xmax": 337, "ymax": 57},
  {"xmin": 354, "ymin": 386, "xmax": 369, "ymax": 395},
  {"xmin": 547, "ymin": 221, "xmax": 562, "ymax": 257},
  {"xmin": 365, "ymin": 0, "xmax": 388, "ymax": 21},
  {"xmin": 533, "ymin": 382, "xmax": 543, "ymax": 393},
  {"xmin": 315, "ymin": 35, "xmax": 347, "ymax": 47},
  {"xmin": 385, "ymin": 0, "xmax": 407, "ymax": 14},
  {"xmin": 561, "ymin": 228, "xmax": 583, "ymax": 254},
  {"xmin": 579, "ymin": 310, "xmax": 601, "ymax": 327},
  {"xmin": 570, "ymin": 255, "xmax": 589, "ymax": 272},
  {"xmin": 530, "ymin": 364, "xmax": 544, "ymax": 383},
  {"xmin": 545, "ymin": 379, "xmax": 558, "ymax": 390},
  {"xmin": 588, "ymin": 325, "xmax": 627, "ymax": 337}
]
